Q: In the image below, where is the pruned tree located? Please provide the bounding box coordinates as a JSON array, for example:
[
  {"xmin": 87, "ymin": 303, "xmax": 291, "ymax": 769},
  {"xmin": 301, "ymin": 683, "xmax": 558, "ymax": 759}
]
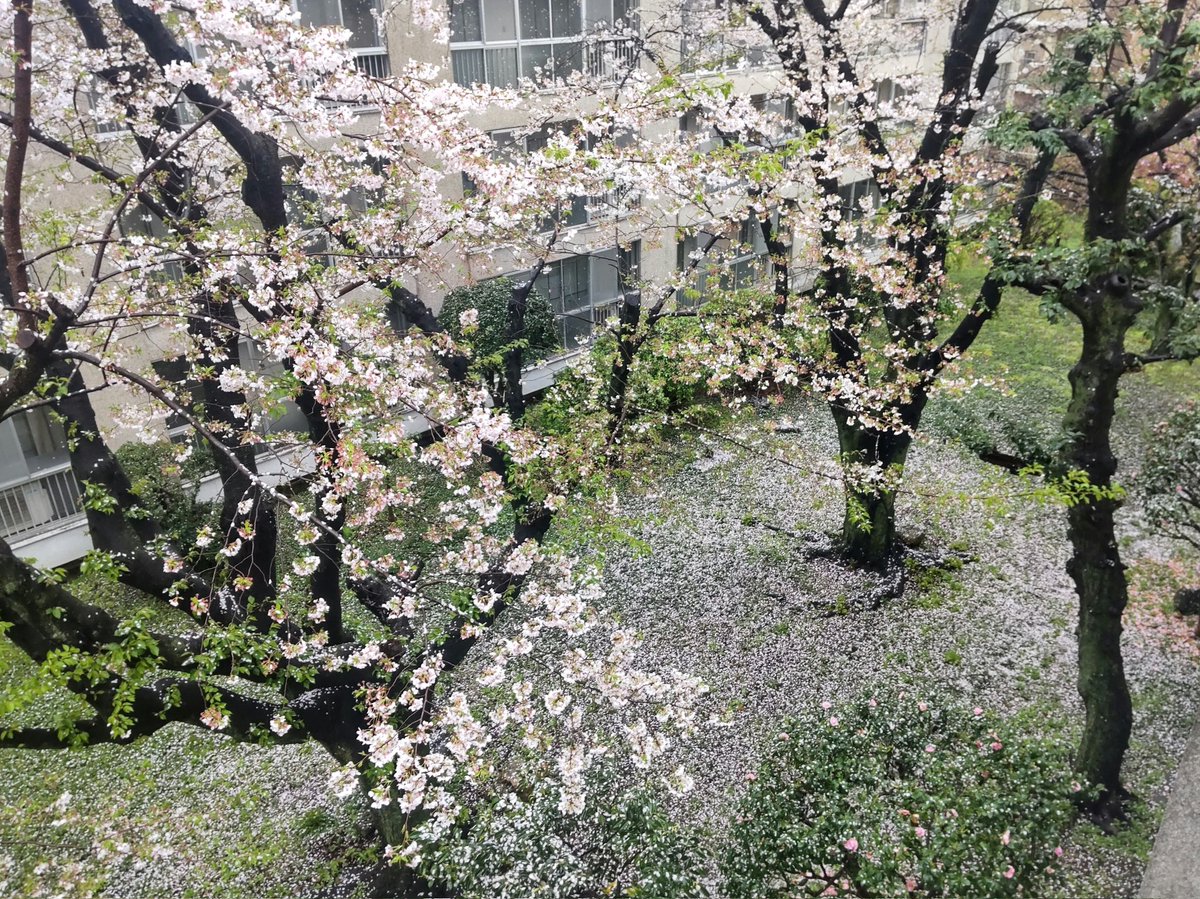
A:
[{"xmin": 994, "ymin": 0, "xmax": 1200, "ymax": 814}]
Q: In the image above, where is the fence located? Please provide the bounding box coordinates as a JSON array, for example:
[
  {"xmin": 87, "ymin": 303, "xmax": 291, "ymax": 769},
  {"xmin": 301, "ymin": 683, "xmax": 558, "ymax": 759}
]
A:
[{"xmin": 0, "ymin": 467, "xmax": 84, "ymax": 541}]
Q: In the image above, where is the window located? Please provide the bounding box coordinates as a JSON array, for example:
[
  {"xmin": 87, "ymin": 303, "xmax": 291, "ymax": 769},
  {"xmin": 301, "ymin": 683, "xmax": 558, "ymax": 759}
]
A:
[
  {"xmin": 680, "ymin": 0, "xmax": 775, "ymax": 73},
  {"xmin": 283, "ymin": 162, "xmax": 334, "ymax": 262},
  {"xmin": 529, "ymin": 249, "xmax": 623, "ymax": 349},
  {"xmin": 986, "ymin": 62, "xmax": 1012, "ymax": 106},
  {"xmin": 875, "ymin": 0, "xmax": 902, "ymax": 16},
  {"xmin": 486, "ymin": 124, "xmax": 589, "ymax": 228},
  {"xmin": 730, "ymin": 218, "xmax": 768, "ymax": 289},
  {"xmin": 679, "ymin": 107, "xmax": 721, "ymax": 153},
  {"xmin": 676, "ymin": 217, "xmax": 773, "ymax": 305},
  {"xmin": 153, "ymin": 341, "xmax": 309, "ymax": 439},
  {"xmin": 618, "ymin": 241, "xmax": 641, "ymax": 292},
  {"xmin": 12, "ymin": 409, "xmax": 69, "ymax": 474},
  {"xmin": 119, "ymin": 204, "xmax": 186, "ymax": 283},
  {"xmin": 875, "ymin": 78, "xmax": 908, "ymax": 106},
  {"xmin": 839, "ymin": 178, "xmax": 881, "ymax": 243},
  {"xmin": 296, "ymin": 0, "xmax": 390, "ymax": 76},
  {"xmin": 449, "ymin": 0, "xmax": 637, "ymax": 86}
]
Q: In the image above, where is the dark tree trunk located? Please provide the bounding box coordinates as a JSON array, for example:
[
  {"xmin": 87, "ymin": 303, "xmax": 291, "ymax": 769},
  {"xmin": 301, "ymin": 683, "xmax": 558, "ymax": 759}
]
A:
[
  {"xmin": 605, "ymin": 290, "xmax": 641, "ymax": 459},
  {"xmin": 1062, "ymin": 274, "xmax": 1138, "ymax": 811},
  {"xmin": 831, "ymin": 403, "xmax": 920, "ymax": 570},
  {"xmin": 189, "ymin": 289, "xmax": 281, "ymax": 626},
  {"xmin": 294, "ymin": 383, "xmax": 347, "ymax": 644}
]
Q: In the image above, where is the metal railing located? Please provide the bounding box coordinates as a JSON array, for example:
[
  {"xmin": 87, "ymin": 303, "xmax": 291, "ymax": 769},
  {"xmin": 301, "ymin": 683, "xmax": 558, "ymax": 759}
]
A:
[
  {"xmin": 353, "ymin": 49, "xmax": 391, "ymax": 79},
  {"xmin": 0, "ymin": 467, "xmax": 84, "ymax": 541},
  {"xmin": 587, "ymin": 185, "xmax": 641, "ymax": 222},
  {"xmin": 585, "ymin": 37, "xmax": 639, "ymax": 81}
]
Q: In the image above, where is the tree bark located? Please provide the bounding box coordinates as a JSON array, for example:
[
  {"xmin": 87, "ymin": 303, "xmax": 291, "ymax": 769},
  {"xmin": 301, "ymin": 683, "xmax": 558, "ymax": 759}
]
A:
[
  {"xmin": 832, "ymin": 406, "xmax": 918, "ymax": 570},
  {"xmin": 1062, "ymin": 276, "xmax": 1138, "ymax": 810}
]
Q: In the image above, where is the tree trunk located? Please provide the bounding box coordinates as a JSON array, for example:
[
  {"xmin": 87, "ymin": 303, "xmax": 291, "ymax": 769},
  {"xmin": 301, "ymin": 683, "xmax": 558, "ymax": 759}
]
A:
[
  {"xmin": 1068, "ymin": 498, "xmax": 1132, "ymax": 809},
  {"xmin": 1062, "ymin": 278, "xmax": 1137, "ymax": 812},
  {"xmin": 842, "ymin": 485, "xmax": 898, "ymax": 569},
  {"xmin": 832, "ymin": 408, "xmax": 918, "ymax": 570}
]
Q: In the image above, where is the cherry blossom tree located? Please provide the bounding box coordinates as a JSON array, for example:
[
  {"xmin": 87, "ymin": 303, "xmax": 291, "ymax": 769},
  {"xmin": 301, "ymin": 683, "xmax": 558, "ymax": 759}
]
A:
[
  {"xmin": 686, "ymin": 0, "xmax": 1068, "ymax": 569},
  {"xmin": 0, "ymin": 0, "xmax": 707, "ymax": 891}
]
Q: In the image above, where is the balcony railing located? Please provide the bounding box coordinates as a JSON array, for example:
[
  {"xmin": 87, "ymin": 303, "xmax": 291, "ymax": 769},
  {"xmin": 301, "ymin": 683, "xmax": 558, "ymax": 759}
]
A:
[
  {"xmin": 585, "ymin": 37, "xmax": 639, "ymax": 81},
  {"xmin": 586, "ymin": 185, "xmax": 641, "ymax": 221},
  {"xmin": 353, "ymin": 49, "xmax": 391, "ymax": 79},
  {"xmin": 0, "ymin": 467, "xmax": 84, "ymax": 541}
]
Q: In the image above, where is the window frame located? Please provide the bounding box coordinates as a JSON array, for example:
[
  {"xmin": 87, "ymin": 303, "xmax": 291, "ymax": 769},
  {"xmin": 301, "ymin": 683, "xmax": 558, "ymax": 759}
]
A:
[{"xmin": 449, "ymin": 0, "xmax": 638, "ymax": 87}]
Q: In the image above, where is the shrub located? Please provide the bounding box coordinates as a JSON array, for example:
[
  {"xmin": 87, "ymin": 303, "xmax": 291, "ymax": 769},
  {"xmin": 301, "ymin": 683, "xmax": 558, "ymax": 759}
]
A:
[
  {"xmin": 723, "ymin": 693, "xmax": 1076, "ymax": 898},
  {"xmin": 522, "ymin": 317, "xmax": 708, "ymax": 442},
  {"xmin": 415, "ymin": 771, "xmax": 708, "ymax": 899},
  {"xmin": 114, "ymin": 440, "xmax": 213, "ymax": 550},
  {"xmin": 1142, "ymin": 402, "xmax": 1200, "ymax": 554},
  {"xmin": 437, "ymin": 277, "xmax": 559, "ymax": 376}
]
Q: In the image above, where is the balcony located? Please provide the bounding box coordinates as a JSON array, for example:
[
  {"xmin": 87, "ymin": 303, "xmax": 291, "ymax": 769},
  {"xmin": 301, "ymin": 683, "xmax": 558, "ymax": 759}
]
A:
[
  {"xmin": 586, "ymin": 185, "xmax": 641, "ymax": 222},
  {"xmin": 0, "ymin": 467, "xmax": 84, "ymax": 542},
  {"xmin": 585, "ymin": 37, "xmax": 639, "ymax": 81},
  {"xmin": 353, "ymin": 48, "xmax": 391, "ymax": 79}
]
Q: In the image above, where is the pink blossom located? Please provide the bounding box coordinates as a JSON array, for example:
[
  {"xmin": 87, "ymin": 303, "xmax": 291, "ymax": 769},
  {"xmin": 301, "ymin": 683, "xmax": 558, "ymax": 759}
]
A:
[
  {"xmin": 1003, "ymin": 866, "xmax": 1016, "ymax": 879},
  {"xmin": 973, "ymin": 706, "xmax": 984, "ymax": 716},
  {"xmin": 904, "ymin": 876, "xmax": 918, "ymax": 892},
  {"xmin": 843, "ymin": 837, "xmax": 859, "ymax": 852},
  {"xmin": 1001, "ymin": 829, "xmax": 1011, "ymax": 845},
  {"xmin": 914, "ymin": 826, "xmax": 927, "ymax": 839},
  {"xmin": 1054, "ymin": 846, "xmax": 1063, "ymax": 858},
  {"xmin": 918, "ymin": 701, "xmax": 928, "ymax": 712},
  {"xmin": 991, "ymin": 741, "xmax": 1003, "ymax": 751},
  {"xmin": 821, "ymin": 700, "xmax": 832, "ymax": 710},
  {"xmin": 829, "ymin": 716, "xmax": 840, "ymax": 727},
  {"xmin": 925, "ymin": 743, "xmax": 936, "ymax": 753}
]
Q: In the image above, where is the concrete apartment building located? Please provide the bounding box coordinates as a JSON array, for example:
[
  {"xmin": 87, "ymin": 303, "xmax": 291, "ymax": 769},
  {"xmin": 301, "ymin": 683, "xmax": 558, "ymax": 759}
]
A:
[{"xmin": 0, "ymin": 0, "xmax": 1042, "ymax": 567}]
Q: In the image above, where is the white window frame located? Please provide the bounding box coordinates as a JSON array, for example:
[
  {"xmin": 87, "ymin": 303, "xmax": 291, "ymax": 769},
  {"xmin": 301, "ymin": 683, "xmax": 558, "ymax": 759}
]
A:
[{"xmin": 448, "ymin": 0, "xmax": 638, "ymax": 87}]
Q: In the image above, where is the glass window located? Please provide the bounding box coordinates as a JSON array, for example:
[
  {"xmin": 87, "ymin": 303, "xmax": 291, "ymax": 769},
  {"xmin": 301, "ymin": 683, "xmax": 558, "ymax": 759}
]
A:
[
  {"xmin": 297, "ymin": 0, "xmax": 340, "ymax": 29},
  {"xmin": 485, "ymin": 47, "xmax": 519, "ymax": 86},
  {"xmin": 552, "ymin": 41, "xmax": 582, "ymax": 76},
  {"xmin": 520, "ymin": 0, "xmax": 551, "ymax": 39},
  {"xmin": 483, "ymin": 0, "xmax": 518, "ymax": 41},
  {"xmin": 452, "ymin": 48, "xmax": 485, "ymax": 84},
  {"xmin": 13, "ymin": 410, "xmax": 68, "ymax": 471},
  {"xmin": 341, "ymin": 0, "xmax": 380, "ymax": 46},
  {"xmin": 587, "ymin": 0, "xmax": 612, "ymax": 28},
  {"xmin": 551, "ymin": 0, "xmax": 581, "ymax": 36},
  {"xmin": 450, "ymin": 0, "xmax": 482, "ymax": 41},
  {"xmin": 618, "ymin": 241, "xmax": 640, "ymax": 291},
  {"xmin": 521, "ymin": 42, "xmax": 554, "ymax": 75}
]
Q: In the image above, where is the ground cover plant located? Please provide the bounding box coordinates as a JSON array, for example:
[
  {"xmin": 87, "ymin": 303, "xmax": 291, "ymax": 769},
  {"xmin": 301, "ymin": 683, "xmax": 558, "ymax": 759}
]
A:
[{"xmin": 724, "ymin": 693, "xmax": 1076, "ymax": 898}]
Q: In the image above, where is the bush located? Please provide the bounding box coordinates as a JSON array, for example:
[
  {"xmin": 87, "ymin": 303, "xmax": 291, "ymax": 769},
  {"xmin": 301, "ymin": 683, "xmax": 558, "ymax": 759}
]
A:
[
  {"xmin": 723, "ymin": 693, "xmax": 1076, "ymax": 899},
  {"xmin": 437, "ymin": 277, "xmax": 560, "ymax": 374},
  {"xmin": 114, "ymin": 440, "xmax": 213, "ymax": 550},
  {"xmin": 1142, "ymin": 402, "xmax": 1200, "ymax": 554},
  {"xmin": 415, "ymin": 771, "xmax": 708, "ymax": 899},
  {"xmin": 522, "ymin": 317, "xmax": 708, "ymax": 442}
]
